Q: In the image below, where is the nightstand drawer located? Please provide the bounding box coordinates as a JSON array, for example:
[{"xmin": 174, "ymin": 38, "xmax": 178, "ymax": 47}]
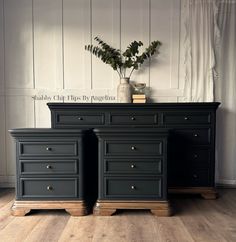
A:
[
  {"xmin": 172, "ymin": 129, "xmax": 211, "ymax": 145},
  {"xmin": 104, "ymin": 158, "xmax": 162, "ymax": 174},
  {"xmin": 55, "ymin": 112, "xmax": 104, "ymax": 125},
  {"xmin": 104, "ymin": 177, "xmax": 162, "ymax": 198},
  {"xmin": 20, "ymin": 178, "xmax": 78, "ymax": 198},
  {"xmin": 19, "ymin": 141, "xmax": 77, "ymax": 157},
  {"xmin": 163, "ymin": 112, "xmax": 211, "ymax": 125},
  {"xmin": 20, "ymin": 160, "xmax": 78, "ymax": 175},
  {"xmin": 105, "ymin": 140, "xmax": 163, "ymax": 156},
  {"xmin": 110, "ymin": 113, "xmax": 158, "ymax": 125}
]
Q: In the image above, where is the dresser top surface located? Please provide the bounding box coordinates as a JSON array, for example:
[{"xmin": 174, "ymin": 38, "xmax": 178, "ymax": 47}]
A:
[{"xmin": 47, "ymin": 102, "xmax": 220, "ymax": 110}]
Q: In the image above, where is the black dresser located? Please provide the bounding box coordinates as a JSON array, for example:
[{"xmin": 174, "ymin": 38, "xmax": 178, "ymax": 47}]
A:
[
  {"xmin": 93, "ymin": 128, "xmax": 170, "ymax": 216},
  {"xmin": 9, "ymin": 129, "xmax": 88, "ymax": 216},
  {"xmin": 48, "ymin": 102, "xmax": 220, "ymax": 199}
]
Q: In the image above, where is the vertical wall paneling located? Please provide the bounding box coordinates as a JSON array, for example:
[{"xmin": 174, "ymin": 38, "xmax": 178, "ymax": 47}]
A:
[
  {"xmin": 0, "ymin": 96, "xmax": 6, "ymax": 176},
  {"xmin": 34, "ymin": 0, "xmax": 63, "ymax": 89},
  {"xmin": 0, "ymin": 1, "xmax": 6, "ymax": 177},
  {"xmin": 0, "ymin": 0, "xmax": 4, "ymax": 93},
  {"xmin": 63, "ymin": 0, "xmax": 91, "ymax": 90},
  {"xmin": 35, "ymin": 99, "xmax": 52, "ymax": 128},
  {"xmin": 4, "ymin": 0, "xmax": 34, "ymax": 89},
  {"xmin": 121, "ymin": 0, "xmax": 150, "ymax": 85},
  {"xmin": 150, "ymin": 0, "xmax": 180, "ymax": 92},
  {"xmin": 169, "ymin": 0, "xmax": 181, "ymax": 89},
  {"xmin": 6, "ymin": 96, "xmax": 34, "ymax": 176},
  {"xmin": 91, "ymin": 0, "xmax": 120, "ymax": 90}
]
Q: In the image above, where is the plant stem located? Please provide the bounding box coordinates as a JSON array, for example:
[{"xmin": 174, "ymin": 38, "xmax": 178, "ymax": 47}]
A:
[
  {"xmin": 128, "ymin": 67, "xmax": 135, "ymax": 79},
  {"xmin": 116, "ymin": 70, "xmax": 121, "ymax": 78}
]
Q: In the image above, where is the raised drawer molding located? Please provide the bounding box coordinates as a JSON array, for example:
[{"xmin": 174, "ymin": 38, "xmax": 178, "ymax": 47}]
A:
[
  {"xmin": 48, "ymin": 102, "xmax": 220, "ymax": 200},
  {"xmin": 9, "ymin": 129, "xmax": 88, "ymax": 216}
]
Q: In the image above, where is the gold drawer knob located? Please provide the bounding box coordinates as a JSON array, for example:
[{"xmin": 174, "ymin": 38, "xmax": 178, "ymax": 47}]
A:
[
  {"xmin": 131, "ymin": 117, "xmax": 136, "ymax": 121},
  {"xmin": 131, "ymin": 164, "xmax": 135, "ymax": 168},
  {"xmin": 46, "ymin": 165, "xmax": 52, "ymax": 169},
  {"xmin": 78, "ymin": 117, "xmax": 83, "ymax": 120},
  {"xmin": 47, "ymin": 185, "xmax": 53, "ymax": 191},
  {"xmin": 131, "ymin": 185, "xmax": 136, "ymax": 190},
  {"xmin": 46, "ymin": 147, "xmax": 52, "ymax": 151},
  {"xmin": 131, "ymin": 146, "xmax": 136, "ymax": 150}
]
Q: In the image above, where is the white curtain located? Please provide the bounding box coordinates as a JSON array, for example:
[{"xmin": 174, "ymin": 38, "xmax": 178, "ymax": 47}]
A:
[
  {"xmin": 182, "ymin": 0, "xmax": 236, "ymax": 185},
  {"xmin": 182, "ymin": 0, "xmax": 218, "ymax": 102},
  {"xmin": 215, "ymin": 1, "xmax": 236, "ymax": 185}
]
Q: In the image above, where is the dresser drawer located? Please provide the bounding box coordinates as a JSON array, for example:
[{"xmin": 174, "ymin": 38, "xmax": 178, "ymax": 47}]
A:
[
  {"xmin": 20, "ymin": 178, "xmax": 78, "ymax": 198},
  {"xmin": 172, "ymin": 129, "xmax": 211, "ymax": 145},
  {"xmin": 55, "ymin": 112, "xmax": 104, "ymax": 125},
  {"xmin": 110, "ymin": 113, "xmax": 158, "ymax": 125},
  {"xmin": 20, "ymin": 160, "xmax": 78, "ymax": 175},
  {"xmin": 104, "ymin": 177, "xmax": 162, "ymax": 198},
  {"xmin": 185, "ymin": 148, "xmax": 211, "ymax": 165},
  {"xmin": 105, "ymin": 140, "xmax": 163, "ymax": 156},
  {"xmin": 163, "ymin": 112, "xmax": 211, "ymax": 125},
  {"xmin": 104, "ymin": 158, "xmax": 162, "ymax": 174},
  {"xmin": 169, "ymin": 168, "xmax": 210, "ymax": 187},
  {"xmin": 19, "ymin": 141, "xmax": 77, "ymax": 157}
]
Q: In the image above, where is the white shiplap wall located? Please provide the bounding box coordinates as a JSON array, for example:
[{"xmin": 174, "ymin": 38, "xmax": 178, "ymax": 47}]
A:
[{"xmin": 0, "ymin": 0, "xmax": 184, "ymax": 187}]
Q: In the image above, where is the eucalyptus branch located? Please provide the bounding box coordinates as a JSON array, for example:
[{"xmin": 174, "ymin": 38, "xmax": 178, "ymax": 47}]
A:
[{"xmin": 85, "ymin": 37, "xmax": 161, "ymax": 80}]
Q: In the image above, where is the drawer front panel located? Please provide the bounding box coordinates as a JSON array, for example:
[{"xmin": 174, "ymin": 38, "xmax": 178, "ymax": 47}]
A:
[
  {"xmin": 172, "ymin": 129, "xmax": 211, "ymax": 145},
  {"xmin": 163, "ymin": 112, "xmax": 211, "ymax": 125},
  {"xmin": 110, "ymin": 114, "xmax": 158, "ymax": 125},
  {"xmin": 20, "ymin": 178, "xmax": 78, "ymax": 198},
  {"xmin": 105, "ymin": 141, "xmax": 163, "ymax": 156},
  {"xmin": 104, "ymin": 159, "xmax": 162, "ymax": 174},
  {"xmin": 56, "ymin": 112, "xmax": 104, "ymax": 125},
  {"xmin": 170, "ymin": 170, "xmax": 210, "ymax": 187},
  {"xmin": 19, "ymin": 141, "xmax": 77, "ymax": 156},
  {"xmin": 20, "ymin": 160, "xmax": 78, "ymax": 175},
  {"xmin": 185, "ymin": 148, "xmax": 211, "ymax": 165},
  {"xmin": 104, "ymin": 178, "xmax": 162, "ymax": 198}
]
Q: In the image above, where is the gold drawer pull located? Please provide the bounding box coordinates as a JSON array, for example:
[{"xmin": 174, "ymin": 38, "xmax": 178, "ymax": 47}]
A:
[
  {"xmin": 131, "ymin": 146, "xmax": 136, "ymax": 150},
  {"xmin": 47, "ymin": 185, "xmax": 53, "ymax": 191},
  {"xmin": 78, "ymin": 117, "xmax": 83, "ymax": 120},
  {"xmin": 131, "ymin": 164, "xmax": 135, "ymax": 168},
  {"xmin": 46, "ymin": 147, "xmax": 52, "ymax": 151},
  {"xmin": 131, "ymin": 185, "xmax": 136, "ymax": 190},
  {"xmin": 131, "ymin": 117, "xmax": 136, "ymax": 121},
  {"xmin": 46, "ymin": 165, "xmax": 52, "ymax": 169}
]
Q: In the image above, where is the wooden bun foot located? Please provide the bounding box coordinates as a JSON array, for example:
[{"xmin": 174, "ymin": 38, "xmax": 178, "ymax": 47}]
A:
[
  {"xmin": 11, "ymin": 200, "xmax": 88, "ymax": 216},
  {"xmin": 93, "ymin": 200, "xmax": 171, "ymax": 216}
]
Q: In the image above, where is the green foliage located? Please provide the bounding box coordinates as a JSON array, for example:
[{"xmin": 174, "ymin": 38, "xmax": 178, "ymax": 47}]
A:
[{"xmin": 85, "ymin": 36, "xmax": 161, "ymax": 78}]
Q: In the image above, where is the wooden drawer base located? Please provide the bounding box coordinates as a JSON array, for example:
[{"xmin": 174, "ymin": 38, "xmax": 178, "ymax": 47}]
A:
[
  {"xmin": 11, "ymin": 200, "xmax": 88, "ymax": 216},
  {"xmin": 93, "ymin": 200, "xmax": 172, "ymax": 216},
  {"xmin": 168, "ymin": 187, "xmax": 218, "ymax": 199}
]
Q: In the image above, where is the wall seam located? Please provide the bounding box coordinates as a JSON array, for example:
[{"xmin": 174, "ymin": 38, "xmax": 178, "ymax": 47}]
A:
[
  {"xmin": 2, "ymin": 0, "xmax": 7, "ymax": 176},
  {"xmin": 32, "ymin": 0, "xmax": 36, "ymax": 127},
  {"xmin": 62, "ymin": 0, "xmax": 65, "ymax": 92}
]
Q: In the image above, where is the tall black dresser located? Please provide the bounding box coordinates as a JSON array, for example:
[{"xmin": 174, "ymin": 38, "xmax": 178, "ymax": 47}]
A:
[{"xmin": 48, "ymin": 102, "xmax": 220, "ymax": 199}]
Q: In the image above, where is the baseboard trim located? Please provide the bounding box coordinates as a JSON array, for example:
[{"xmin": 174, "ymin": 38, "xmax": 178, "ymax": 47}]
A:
[
  {"xmin": 216, "ymin": 183, "xmax": 236, "ymax": 188},
  {"xmin": 0, "ymin": 176, "xmax": 15, "ymax": 188}
]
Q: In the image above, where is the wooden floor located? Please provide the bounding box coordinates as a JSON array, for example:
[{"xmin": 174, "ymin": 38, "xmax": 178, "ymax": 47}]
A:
[{"xmin": 1, "ymin": 189, "xmax": 236, "ymax": 242}]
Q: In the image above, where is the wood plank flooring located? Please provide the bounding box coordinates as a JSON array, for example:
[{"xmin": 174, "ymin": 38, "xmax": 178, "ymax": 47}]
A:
[{"xmin": 0, "ymin": 189, "xmax": 236, "ymax": 242}]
